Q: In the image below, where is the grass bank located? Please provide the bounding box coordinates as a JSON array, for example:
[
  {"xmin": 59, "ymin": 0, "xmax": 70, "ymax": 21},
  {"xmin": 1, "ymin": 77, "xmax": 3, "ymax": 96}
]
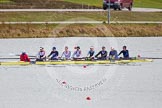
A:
[
  {"xmin": 0, "ymin": 0, "xmax": 98, "ymax": 9},
  {"xmin": 134, "ymin": 0, "xmax": 162, "ymax": 9},
  {"xmin": 64, "ymin": 0, "xmax": 162, "ymax": 9},
  {"xmin": 0, "ymin": 11, "xmax": 162, "ymax": 22},
  {"xmin": 0, "ymin": 0, "xmax": 162, "ymax": 9},
  {"xmin": 0, "ymin": 24, "xmax": 162, "ymax": 38}
]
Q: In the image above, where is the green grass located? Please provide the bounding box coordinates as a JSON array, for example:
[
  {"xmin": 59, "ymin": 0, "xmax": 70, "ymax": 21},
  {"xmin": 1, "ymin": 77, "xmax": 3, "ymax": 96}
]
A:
[
  {"xmin": 63, "ymin": 0, "xmax": 102, "ymax": 7},
  {"xmin": 0, "ymin": 11, "xmax": 162, "ymax": 22},
  {"xmin": 0, "ymin": 0, "xmax": 13, "ymax": 3},
  {"xmin": 64, "ymin": 0, "xmax": 162, "ymax": 9},
  {"xmin": 1, "ymin": 0, "xmax": 162, "ymax": 8},
  {"xmin": 134, "ymin": 0, "xmax": 162, "ymax": 9}
]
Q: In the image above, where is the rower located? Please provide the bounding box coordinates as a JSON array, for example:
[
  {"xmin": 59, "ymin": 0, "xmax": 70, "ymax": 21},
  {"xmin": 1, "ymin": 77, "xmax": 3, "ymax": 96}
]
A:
[
  {"xmin": 61, "ymin": 46, "xmax": 71, "ymax": 60},
  {"xmin": 87, "ymin": 46, "xmax": 95, "ymax": 59},
  {"xmin": 109, "ymin": 47, "xmax": 118, "ymax": 60},
  {"xmin": 36, "ymin": 47, "xmax": 46, "ymax": 61},
  {"xmin": 118, "ymin": 46, "xmax": 129, "ymax": 59},
  {"xmin": 72, "ymin": 46, "xmax": 81, "ymax": 59},
  {"xmin": 20, "ymin": 52, "xmax": 30, "ymax": 62},
  {"xmin": 48, "ymin": 47, "xmax": 59, "ymax": 60},
  {"xmin": 95, "ymin": 46, "xmax": 108, "ymax": 60}
]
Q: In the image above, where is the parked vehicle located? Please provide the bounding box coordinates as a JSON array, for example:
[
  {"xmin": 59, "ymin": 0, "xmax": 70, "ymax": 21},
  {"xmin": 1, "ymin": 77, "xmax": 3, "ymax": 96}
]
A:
[{"xmin": 103, "ymin": 0, "xmax": 133, "ymax": 11}]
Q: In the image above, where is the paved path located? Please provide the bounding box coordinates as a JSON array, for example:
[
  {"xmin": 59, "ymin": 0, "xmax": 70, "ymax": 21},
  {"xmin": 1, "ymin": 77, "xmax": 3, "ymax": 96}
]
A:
[
  {"xmin": 132, "ymin": 8, "xmax": 162, "ymax": 12},
  {"xmin": 0, "ymin": 8, "xmax": 162, "ymax": 12},
  {"xmin": 1, "ymin": 21, "xmax": 162, "ymax": 24}
]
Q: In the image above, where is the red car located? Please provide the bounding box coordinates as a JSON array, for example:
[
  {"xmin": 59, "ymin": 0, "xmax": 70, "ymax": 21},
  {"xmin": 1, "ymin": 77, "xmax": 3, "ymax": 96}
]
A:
[{"xmin": 103, "ymin": 0, "xmax": 133, "ymax": 11}]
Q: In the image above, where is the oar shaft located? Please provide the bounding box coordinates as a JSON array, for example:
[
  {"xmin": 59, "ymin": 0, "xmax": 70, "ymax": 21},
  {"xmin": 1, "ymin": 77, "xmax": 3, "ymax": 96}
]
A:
[
  {"xmin": 0, "ymin": 58, "xmax": 19, "ymax": 59},
  {"xmin": 141, "ymin": 57, "xmax": 162, "ymax": 59},
  {"xmin": 0, "ymin": 58, "xmax": 35, "ymax": 59},
  {"xmin": 15, "ymin": 54, "xmax": 36, "ymax": 58}
]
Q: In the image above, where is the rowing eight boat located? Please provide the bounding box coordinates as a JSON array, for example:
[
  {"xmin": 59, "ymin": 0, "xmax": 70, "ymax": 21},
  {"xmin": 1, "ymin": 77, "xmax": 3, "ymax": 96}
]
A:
[{"xmin": 0, "ymin": 59, "xmax": 153, "ymax": 66}]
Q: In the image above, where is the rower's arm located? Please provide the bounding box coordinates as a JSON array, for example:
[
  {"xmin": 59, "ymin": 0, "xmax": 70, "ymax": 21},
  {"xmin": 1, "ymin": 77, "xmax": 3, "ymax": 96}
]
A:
[
  {"xmin": 26, "ymin": 55, "xmax": 30, "ymax": 62},
  {"xmin": 118, "ymin": 51, "xmax": 123, "ymax": 56},
  {"xmin": 103, "ymin": 51, "xmax": 108, "ymax": 57},
  {"xmin": 95, "ymin": 51, "xmax": 101, "ymax": 57},
  {"xmin": 87, "ymin": 51, "xmax": 90, "ymax": 57},
  {"xmin": 36, "ymin": 52, "xmax": 40, "ymax": 58},
  {"xmin": 69, "ymin": 51, "xmax": 71, "ymax": 58},
  {"xmin": 126, "ymin": 50, "xmax": 129, "ymax": 57},
  {"xmin": 57, "ymin": 51, "xmax": 59, "ymax": 57},
  {"xmin": 48, "ymin": 52, "xmax": 52, "ymax": 57},
  {"xmin": 60, "ymin": 52, "xmax": 64, "ymax": 58}
]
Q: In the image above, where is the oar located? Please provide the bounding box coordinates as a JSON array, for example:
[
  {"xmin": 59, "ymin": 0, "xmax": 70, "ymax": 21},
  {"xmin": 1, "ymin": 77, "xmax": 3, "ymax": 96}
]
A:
[
  {"xmin": 141, "ymin": 57, "xmax": 162, "ymax": 59},
  {"xmin": 15, "ymin": 54, "xmax": 36, "ymax": 58},
  {"xmin": 0, "ymin": 57, "xmax": 36, "ymax": 60},
  {"xmin": 0, "ymin": 57, "xmax": 20, "ymax": 60},
  {"xmin": 9, "ymin": 53, "xmax": 36, "ymax": 58},
  {"xmin": 57, "ymin": 57, "xmax": 87, "ymax": 61}
]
